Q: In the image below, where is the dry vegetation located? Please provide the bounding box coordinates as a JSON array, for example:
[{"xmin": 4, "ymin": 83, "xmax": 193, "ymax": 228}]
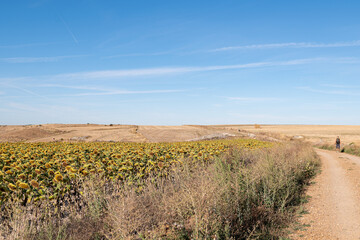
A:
[
  {"xmin": 236, "ymin": 124, "xmax": 360, "ymax": 145},
  {"xmin": 318, "ymin": 142, "xmax": 360, "ymax": 157},
  {"xmin": 3, "ymin": 124, "xmax": 360, "ymax": 145},
  {"xmin": 0, "ymin": 141, "xmax": 319, "ymax": 240},
  {"xmin": 0, "ymin": 124, "xmax": 242, "ymax": 143},
  {"xmin": 0, "ymin": 139, "xmax": 270, "ymax": 205},
  {"xmin": 3, "ymin": 124, "xmax": 360, "ymax": 146}
]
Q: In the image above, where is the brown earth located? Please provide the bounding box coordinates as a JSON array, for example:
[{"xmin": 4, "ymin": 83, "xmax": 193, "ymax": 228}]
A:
[
  {"xmin": 237, "ymin": 124, "xmax": 360, "ymax": 145},
  {"xmin": 1, "ymin": 124, "xmax": 360, "ymax": 144},
  {"xmin": 0, "ymin": 124, "xmax": 242, "ymax": 143},
  {"xmin": 2, "ymin": 124, "xmax": 360, "ymax": 239},
  {"xmin": 290, "ymin": 149, "xmax": 360, "ymax": 239}
]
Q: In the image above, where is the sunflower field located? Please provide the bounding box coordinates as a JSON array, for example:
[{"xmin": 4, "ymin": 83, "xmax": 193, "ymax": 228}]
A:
[{"xmin": 0, "ymin": 138, "xmax": 272, "ymax": 205}]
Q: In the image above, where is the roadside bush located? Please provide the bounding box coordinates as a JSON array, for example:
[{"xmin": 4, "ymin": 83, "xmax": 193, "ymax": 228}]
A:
[
  {"xmin": 317, "ymin": 143, "xmax": 334, "ymax": 151},
  {"xmin": 0, "ymin": 142, "xmax": 319, "ymax": 240},
  {"xmin": 104, "ymin": 142, "xmax": 319, "ymax": 239},
  {"xmin": 342, "ymin": 143, "xmax": 360, "ymax": 156},
  {"xmin": 318, "ymin": 143, "xmax": 360, "ymax": 156}
]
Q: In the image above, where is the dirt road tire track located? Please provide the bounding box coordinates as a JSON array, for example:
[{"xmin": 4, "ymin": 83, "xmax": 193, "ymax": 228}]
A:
[{"xmin": 291, "ymin": 149, "xmax": 360, "ymax": 239}]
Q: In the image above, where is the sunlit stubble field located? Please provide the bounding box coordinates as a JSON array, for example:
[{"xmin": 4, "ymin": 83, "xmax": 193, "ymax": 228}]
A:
[{"xmin": 234, "ymin": 125, "xmax": 360, "ymax": 145}]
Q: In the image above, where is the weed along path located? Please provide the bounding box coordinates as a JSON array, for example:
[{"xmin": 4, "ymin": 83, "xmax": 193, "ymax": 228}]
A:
[{"xmin": 291, "ymin": 149, "xmax": 360, "ymax": 239}]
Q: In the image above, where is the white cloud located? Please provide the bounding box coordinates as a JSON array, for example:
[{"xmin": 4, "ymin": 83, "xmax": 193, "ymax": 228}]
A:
[
  {"xmin": 320, "ymin": 84, "xmax": 360, "ymax": 89},
  {"xmin": 297, "ymin": 86, "xmax": 360, "ymax": 95},
  {"xmin": 7, "ymin": 102, "xmax": 43, "ymax": 112},
  {"xmin": 56, "ymin": 58, "xmax": 334, "ymax": 80},
  {"xmin": 39, "ymin": 84, "xmax": 109, "ymax": 91},
  {"xmin": 70, "ymin": 89, "xmax": 183, "ymax": 96},
  {"xmin": 39, "ymin": 84, "xmax": 184, "ymax": 96},
  {"xmin": 102, "ymin": 50, "xmax": 177, "ymax": 59},
  {"xmin": 0, "ymin": 41, "xmax": 64, "ymax": 49},
  {"xmin": 210, "ymin": 40, "xmax": 360, "ymax": 52},
  {"xmin": 0, "ymin": 55, "xmax": 87, "ymax": 63},
  {"xmin": 1, "ymin": 83, "xmax": 47, "ymax": 99},
  {"xmin": 59, "ymin": 16, "xmax": 78, "ymax": 44},
  {"xmin": 1, "ymin": 57, "xmax": 356, "ymax": 84},
  {"xmin": 227, "ymin": 97, "xmax": 283, "ymax": 102}
]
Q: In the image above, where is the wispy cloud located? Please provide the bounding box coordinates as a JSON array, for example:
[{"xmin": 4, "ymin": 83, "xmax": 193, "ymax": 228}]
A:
[
  {"xmin": 59, "ymin": 16, "xmax": 78, "ymax": 44},
  {"xmin": 39, "ymin": 84, "xmax": 103, "ymax": 91},
  {"xmin": 226, "ymin": 112, "xmax": 287, "ymax": 121},
  {"xmin": 0, "ymin": 77, "xmax": 35, "ymax": 87},
  {"xmin": 101, "ymin": 40, "xmax": 360, "ymax": 57},
  {"xmin": 70, "ymin": 89, "xmax": 183, "ymax": 96},
  {"xmin": 1, "ymin": 83, "xmax": 47, "ymax": 99},
  {"xmin": 6, "ymin": 102, "xmax": 44, "ymax": 113},
  {"xmin": 101, "ymin": 43, "xmax": 191, "ymax": 59},
  {"xmin": 321, "ymin": 84, "xmax": 360, "ymax": 89},
  {"xmin": 39, "ymin": 84, "xmax": 184, "ymax": 96},
  {"xmin": 210, "ymin": 40, "xmax": 360, "ymax": 52},
  {"xmin": 297, "ymin": 86, "xmax": 360, "ymax": 95},
  {"xmin": 57, "ymin": 57, "xmax": 339, "ymax": 80},
  {"xmin": 227, "ymin": 97, "xmax": 283, "ymax": 102},
  {"xmin": 1, "ymin": 57, "xmax": 356, "ymax": 84},
  {"xmin": 0, "ymin": 108, "xmax": 12, "ymax": 112},
  {"xmin": 4, "ymin": 102, "xmax": 78, "ymax": 114},
  {"xmin": 0, "ymin": 55, "xmax": 87, "ymax": 63},
  {"xmin": 0, "ymin": 41, "xmax": 65, "ymax": 49},
  {"xmin": 102, "ymin": 50, "xmax": 178, "ymax": 59}
]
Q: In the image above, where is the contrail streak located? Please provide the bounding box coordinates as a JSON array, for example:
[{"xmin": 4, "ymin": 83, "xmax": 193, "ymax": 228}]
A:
[{"xmin": 59, "ymin": 16, "xmax": 78, "ymax": 44}]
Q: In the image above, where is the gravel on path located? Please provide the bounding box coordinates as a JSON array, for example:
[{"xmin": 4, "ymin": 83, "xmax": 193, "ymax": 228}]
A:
[{"xmin": 290, "ymin": 149, "xmax": 360, "ymax": 240}]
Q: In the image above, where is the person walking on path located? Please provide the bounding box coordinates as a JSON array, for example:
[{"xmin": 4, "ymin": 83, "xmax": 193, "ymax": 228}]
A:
[{"xmin": 336, "ymin": 136, "xmax": 341, "ymax": 152}]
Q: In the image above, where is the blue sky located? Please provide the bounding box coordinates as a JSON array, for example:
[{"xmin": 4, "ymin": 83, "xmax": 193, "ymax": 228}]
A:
[{"xmin": 1, "ymin": 0, "xmax": 360, "ymax": 125}]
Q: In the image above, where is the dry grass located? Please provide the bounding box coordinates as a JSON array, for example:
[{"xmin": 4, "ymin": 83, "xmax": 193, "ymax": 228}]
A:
[
  {"xmin": 0, "ymin": 142, "xmax": 319, "ymax": 240},
  {"xmin": 2, "ymin": 124, "xmax": 360, "ymax": 145},
  {"xmin": 0, "ymin": 124, "xmax": 236, "ymax": 143},
  {"xmin": 0, "ymin": 179, "xmax": 107, "ymax": 240},
  {"xmin": 239, "ymin": 125, "xmax": 360, "ymax": 145},
  {"xmin": 318, "ymin": 142, "xmax": 360, "ymax": 157}
]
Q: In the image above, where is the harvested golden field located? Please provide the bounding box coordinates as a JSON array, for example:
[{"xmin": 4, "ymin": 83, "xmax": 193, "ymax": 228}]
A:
[
  {"xmin": 0, "ymin": 138, "xmax": 272, "ymax": 205},
  {"xmin": 0, "ymin": 124, "xmax": 240, "ymax": 143},
  {"xmin": 1, "ymin": 124, "xmax": 359, "ymax": 145},
  {"xmin": 238, "ymin": 124, "xmax": 360, "ymax": 145}
]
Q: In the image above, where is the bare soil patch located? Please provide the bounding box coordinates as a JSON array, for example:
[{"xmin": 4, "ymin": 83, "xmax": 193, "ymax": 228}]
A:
[
  {"xmin": 290, "ymin": 149, "xmax": 360, "ymax": 239},
  {"xmin": 0, "ymin": 124, "xmax": 242, "ymax": 143},
  {"xmin": 2, "ymin": 124, "xmax": 359, "ymax": 144},
  {"xmin": 0, "ymin": 125, "xmax": 65, "ymax": 142},
  {"xmin": 238, "ymin": 125, "xmax": 360, "ymax": 145}
]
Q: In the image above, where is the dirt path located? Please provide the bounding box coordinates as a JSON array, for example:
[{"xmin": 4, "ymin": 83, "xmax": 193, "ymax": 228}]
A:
[{"xmin": 291, "ymin": 149, "xmax": 360, "ymax": 239}]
